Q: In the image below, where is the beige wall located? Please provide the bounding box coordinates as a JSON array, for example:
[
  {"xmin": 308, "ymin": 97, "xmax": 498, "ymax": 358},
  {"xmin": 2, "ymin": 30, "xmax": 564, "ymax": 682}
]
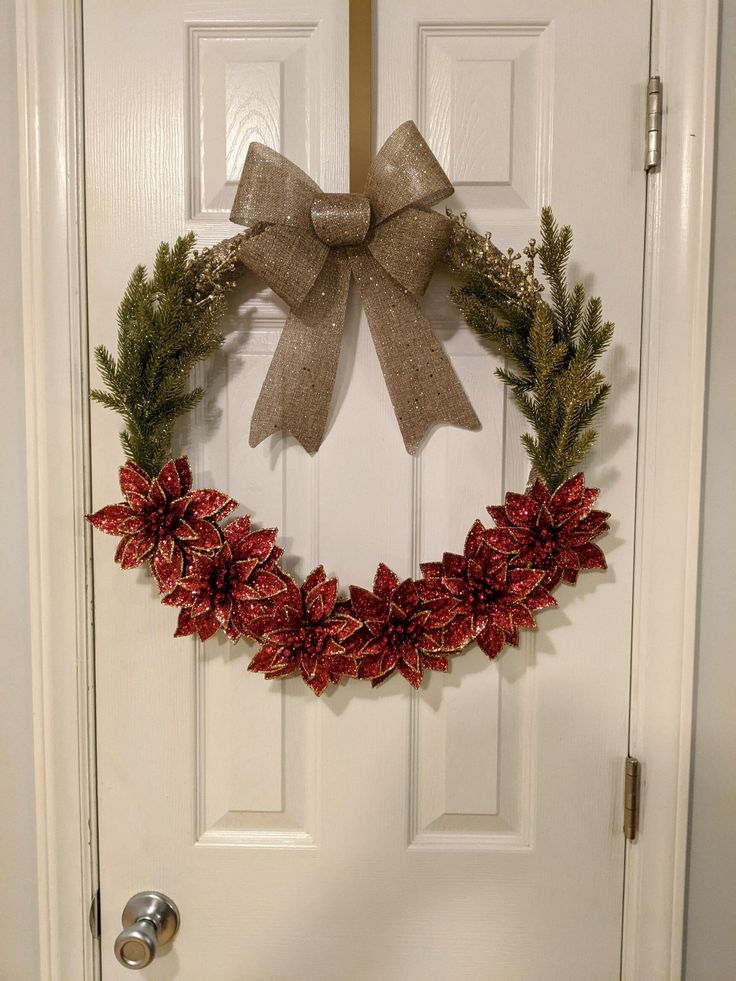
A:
[
  {"xmin": 684, "ymin": 1, "xmax": 736, "ymax": 978},
  {"xmin": 0, "ymin": 4, "xmax": 732, "ymax": 979},
  {"xmin": 0, "ymin": 2, "xmax": 40, "ymax": 980}
]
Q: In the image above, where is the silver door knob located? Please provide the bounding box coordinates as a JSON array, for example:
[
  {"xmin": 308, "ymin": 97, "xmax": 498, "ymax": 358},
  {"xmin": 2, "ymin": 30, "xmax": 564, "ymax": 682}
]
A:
[{"xmin": 114, "ymin": 891, "xmax": 180, "ymax": 970}]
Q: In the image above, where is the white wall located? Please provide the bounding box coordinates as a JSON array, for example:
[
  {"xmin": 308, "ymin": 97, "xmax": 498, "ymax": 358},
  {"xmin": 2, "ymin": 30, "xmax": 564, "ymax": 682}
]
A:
[
  {"xmin": 0, "ymin": 2, "xmax": 41, "ymax": 980},
  {"xmin": 684, "ymin": 1, "xmax": 736, "ymax": 977}
]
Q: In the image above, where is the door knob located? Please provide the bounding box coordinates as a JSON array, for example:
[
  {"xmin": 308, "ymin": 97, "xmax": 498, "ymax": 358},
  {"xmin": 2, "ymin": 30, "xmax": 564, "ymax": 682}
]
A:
[{"xmin": 114, "ymin": 891, "xmax": 180, "ymax": 970}]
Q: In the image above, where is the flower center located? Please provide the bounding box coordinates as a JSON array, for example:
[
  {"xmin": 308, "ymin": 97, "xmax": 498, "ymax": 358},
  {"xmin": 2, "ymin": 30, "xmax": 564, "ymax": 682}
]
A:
[
  {"xmin": 209, "ymin": 561, "xmax": 232, "ymax": 605},
  {"xmin": 143, "ymin": 501, "xmax": 178, "ymax": 536},
  {"xmin": 534, "ymin": 524, "xmax": 558, "ymax": 560},
  {"xmin": 293, "ymin": 625, "xmax": 329, "ymax": 656},
  {"xmin": 470, "ymin": 569, "xmax": 506, "ymax": 612},
  {"xmin": 384, "ymin": 617, "xmax": 421, "ymax": 649}
]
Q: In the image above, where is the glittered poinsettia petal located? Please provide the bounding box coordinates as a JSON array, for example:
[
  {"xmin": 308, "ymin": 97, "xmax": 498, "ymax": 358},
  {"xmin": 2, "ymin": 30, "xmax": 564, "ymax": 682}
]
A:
[
  {"xmin": 302, "ymin": 565, "xmax": 327, "ymax": 594},
  {"xmin": 174, "ymin": 457, "xmax": 193, "ymax": 495},
  {"xmin": 393, "ymin": 578, "xmax": 419, "ymax": 615},
  {"xmin": 87, "ymin": 503, "xmax": 137, "ymax": 536},
  {"xmin": 551, "ymin": 472, "xmax": 586, "ymax": 516},
  {"xmin": 477, "ymin": 623, "xmax": 507, "ymax": 659},
  {"xmin": 576, "ymin": 542, "xmax": 607, "ymax": 571},
  {"xmin": 507, "ymin": 568, "xmax": 545, "ymax": 598},
  {"xmin": 304, "ymin": 668, "xmax": 331, "ymax": 697},
  {"xmin": 442, "ymin": 615, "xmax": 477, "ymax": 651},
  {"xmin": 174, "ymin": 607, "xmax": 196, "ymax": 637},
  {"xmin": 151, "ymin": 548, "xmax": 184, "ymax": 595},
  {"xmin": 359, "ymin": 651, "xmax": 396, "ymax": 679},
  {"xmin": 186, "ymin": 518, "xmax": 222, "ymax": 551},
  {"xmin": 224, "ymin": 619, "xmax": 241, "ymax": 643},
  {"xmin": 528, "ymin": 479, "xmax": 552, "ymax": 508},
  {"xmin": 526, "ymin": 586, "xmax": 557, "ymax": 611},
  {"xmin": 464, "ymin": 520, "xmax": 486, "ymax": 558},
  {"xmin": 221, "ymin": 515, "xmax": 251, "ymax": 543},
  {"xmin": 251, "ymin": 569, "xmax": 289, "ymax": 600},
  {"xmin": 238, "ymin": 529, "xmax": 279, "ymax": 562},
  {"xmin": 330, "ymin": 654, "xmax": 359, "ymax": 679},
  {"xmin": 148, "ymin": 479, "xmax": 167, "ymax": 509},
  {"xmin": 373, "ymin": 563, "xmax": 400, "ymax": 600},
  {"xmin": 119, "ymin": 462, "xmax": 151, "ymax": 507},
  {"xmin": 305, "ymin": 577, "xmax": 338, "ymax": 622},
  {"xmin": 189, "ymin": 489, "xmax": 238, "ymax": 520},
  {"xmin": 416, "ymin": 578, "xmax": 445, "ymax": 603},
  {"xmin": 422, "ymin": 652, "xmax": 449, "ymax": 674},
  {"xmin": 441, "ymin": 552, "xmax": 466, "ymax": 577},
  {"xmin": 349, "ymin": 586, "xmax": 384, "ymax": 621},
  {"xmin": 194, "ymin": 610, "xmax": 220, "ymax": 642},
  {"xmin": 504, "ymin": 492, "xmax": 538, "ymax": 528},
  {"xmin": 157, "ymin": 459, "xmax": 184, "ymax": 499},
  {"xmin": 487, "ymin": 504, "xmax": 511, "ymax": 527},
  {"xmin": 419, "ymin": 561, "xmax": 442, "ymax": 581},
  {"xmin": 397, "ymin": 661, "xmax": 423, "ymax": 688},
  {"xmin": 485, "ymin": 528, "xmax": 527, "ymax": 554},
  {"xmin": 118, "ymin": 531, "xmax": 157, "ymax": 569},
  {"xmin": 509, "ymin": 604, "xmax": 537, "ymax": 630}
]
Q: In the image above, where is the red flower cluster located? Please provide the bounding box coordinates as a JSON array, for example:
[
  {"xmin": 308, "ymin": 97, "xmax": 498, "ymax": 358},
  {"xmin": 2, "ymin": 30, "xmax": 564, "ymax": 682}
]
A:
[
  {"xmin": 248, "ymin": 567, "xmax": 362, "ymax": 695},
  {"xmin": 89, "ymin": 461, "xmax": 609, "ymax": 696}
]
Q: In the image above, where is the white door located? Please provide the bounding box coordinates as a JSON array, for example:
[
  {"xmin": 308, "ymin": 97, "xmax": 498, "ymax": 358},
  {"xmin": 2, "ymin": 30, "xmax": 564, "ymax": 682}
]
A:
[{"xmin": 85, "ymin": 1, "xmax": 650, "ymax": 978}]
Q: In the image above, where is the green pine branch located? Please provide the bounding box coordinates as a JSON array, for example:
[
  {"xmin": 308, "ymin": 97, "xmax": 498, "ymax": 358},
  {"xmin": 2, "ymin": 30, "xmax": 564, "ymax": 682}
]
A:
[
  {"xmin": 447, "ymin": 206, "xmax": 613, "ymax": 490},
  {"xmin": 90, "ymin": 233, "xmax": 239, "ymax": 475}
]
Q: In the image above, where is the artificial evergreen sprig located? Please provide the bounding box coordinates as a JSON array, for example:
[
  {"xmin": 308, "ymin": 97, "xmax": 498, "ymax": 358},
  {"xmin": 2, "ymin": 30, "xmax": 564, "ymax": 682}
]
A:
[
  {"xmin": 91, "ymin": 232, "xmax": 246, "ymax": 475},
  {"xmin": 446, "ymin": 206, "xmax": 614, "ymax": 490}
]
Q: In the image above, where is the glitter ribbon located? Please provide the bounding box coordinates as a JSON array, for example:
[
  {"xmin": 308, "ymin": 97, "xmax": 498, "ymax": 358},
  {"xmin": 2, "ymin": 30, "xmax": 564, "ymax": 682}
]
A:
[{"xmin": 230, "ymin": 120, "xmax": 481, "ymax": 454}]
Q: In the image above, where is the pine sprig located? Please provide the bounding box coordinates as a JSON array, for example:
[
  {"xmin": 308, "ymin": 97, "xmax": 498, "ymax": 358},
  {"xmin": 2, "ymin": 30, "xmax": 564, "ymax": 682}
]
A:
[
  {"xmin": 90, "ymin": 232, "xmax": 245, "ymax": 475},
  {"xmin": 447, "ymin": 206, "xmax": 614, "ymax": 490}
]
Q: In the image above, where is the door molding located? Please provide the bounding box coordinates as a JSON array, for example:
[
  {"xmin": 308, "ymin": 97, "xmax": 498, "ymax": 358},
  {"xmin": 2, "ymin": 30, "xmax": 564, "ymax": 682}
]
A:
[
  {"xmin": 623, "ymin": 2, "xmax": 719, "ymax": 978},
  {"xmin": 15, "ymin": 0, "xmax": 716, "ymax": 977},
  {"xmin": 16, "ymin": 0, "xmax": 98, "ymax": 977}
]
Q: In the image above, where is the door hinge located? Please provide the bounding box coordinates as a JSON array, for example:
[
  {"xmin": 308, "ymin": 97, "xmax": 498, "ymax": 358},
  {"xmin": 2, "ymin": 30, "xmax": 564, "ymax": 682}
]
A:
[
  {"xmin": 89, "ymin": 889, "xmax": 100, "ymax": 940},
  {"xmin": 645, "ymin": 76, "xmax": 662, "ymax": 171},
  {"xmin": 624, "ymin": 757, "xmax": 640, "ymax": 841}
]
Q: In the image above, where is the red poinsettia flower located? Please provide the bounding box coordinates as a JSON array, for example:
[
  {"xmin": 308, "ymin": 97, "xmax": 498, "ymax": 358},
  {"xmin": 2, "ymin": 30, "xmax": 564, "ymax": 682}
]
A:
[
  {"xmin": 246, "ymin": 567, "xmax": 363, "ymax": 696},
  {"xmin": 348, "ymin": 564, "xmax": 457, "ymax": 688},
  {"xmin": 87, "ymin": 457, "xmax": 237, "ymax": 592},
  {"xmin": 485, "ymin": 473, "xmax": 609, "ymax": 590},
  {"xmin": 419, "ymin": 520, "xmax": 556, "ymax": 659},
  {"xmin": 164, "ymin": 516, "xmax": 285, "ymax": 643}
]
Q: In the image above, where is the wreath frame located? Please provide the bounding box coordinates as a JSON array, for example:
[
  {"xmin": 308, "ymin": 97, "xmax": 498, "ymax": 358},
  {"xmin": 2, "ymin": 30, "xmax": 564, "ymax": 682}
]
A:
[{"xmin": 88, "ymin": 207, "xmax": 613, "ymax": 696}]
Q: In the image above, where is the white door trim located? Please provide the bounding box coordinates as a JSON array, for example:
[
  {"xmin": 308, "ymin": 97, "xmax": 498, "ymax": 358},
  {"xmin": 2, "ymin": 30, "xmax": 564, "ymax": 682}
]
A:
[
  {"xmin": 623, "ymin": 2, "xmax": 719, "ymax": 978},
  {"xmin": 16, "ymin": 0, "xmax": 98, "ymax": 977},
  {"xmin": 16, "ymin": 0, "xmax": 716, "ymax": 977}
]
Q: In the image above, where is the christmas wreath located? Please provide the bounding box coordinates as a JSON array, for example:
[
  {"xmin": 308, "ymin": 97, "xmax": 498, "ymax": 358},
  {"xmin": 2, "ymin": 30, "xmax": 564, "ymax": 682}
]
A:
[{"xmin": 89, "ymin": 172, "xmax": 613, "ymax": 696}]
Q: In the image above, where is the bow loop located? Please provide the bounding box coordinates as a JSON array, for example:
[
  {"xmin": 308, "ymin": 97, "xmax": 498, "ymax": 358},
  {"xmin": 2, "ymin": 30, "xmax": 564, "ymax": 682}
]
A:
[
  {"xmin": 364, "ymin": 121, "xmax": 454, "ymax": 223},
  {"xmin": 230, "ymin": 143, "xmax": 319, "ymax": 231},
  {"xmin": 237, "ymin": 226, "xmax": 329, "ymax": 309},
  {"xmin": 367, "ymin": 207, "xmax": 452, "ymax": 296}
]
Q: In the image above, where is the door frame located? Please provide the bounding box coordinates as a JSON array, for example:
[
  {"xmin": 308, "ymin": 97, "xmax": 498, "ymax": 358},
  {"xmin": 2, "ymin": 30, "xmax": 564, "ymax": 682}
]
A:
[{"xmin": 15, "ymin": 0, "xmax": 718, "ymax": 977}]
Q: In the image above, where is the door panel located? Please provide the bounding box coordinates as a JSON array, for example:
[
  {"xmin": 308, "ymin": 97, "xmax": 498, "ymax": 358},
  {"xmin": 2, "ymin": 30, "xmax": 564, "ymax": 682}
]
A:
[{"xmin": 86, "ymin": 1, "xmax": 650, "ymax": 977}]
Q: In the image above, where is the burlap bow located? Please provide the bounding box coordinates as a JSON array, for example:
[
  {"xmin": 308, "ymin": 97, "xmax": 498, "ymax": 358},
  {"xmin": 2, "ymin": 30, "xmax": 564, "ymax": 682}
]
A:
[{"xmin": 230, "ymin": 120, "xmax": 480, "ymax": 453}]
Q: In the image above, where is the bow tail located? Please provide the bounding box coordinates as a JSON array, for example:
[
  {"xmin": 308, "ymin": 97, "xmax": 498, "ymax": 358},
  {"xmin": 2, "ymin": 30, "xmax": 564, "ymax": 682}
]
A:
[
  {"xmin": 249, "ymin": 253, "xmax": 351, "ymax": 454},
  {"xmin": 349, "ymin": 251, "xmax": 481, "ymax": 454}
]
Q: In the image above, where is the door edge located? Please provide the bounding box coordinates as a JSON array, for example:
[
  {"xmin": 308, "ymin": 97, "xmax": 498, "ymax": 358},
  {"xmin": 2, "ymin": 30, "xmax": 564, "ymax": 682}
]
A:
[{"xmin": 623, "ymin": 1, "xmax": 719, "ymax": 978}]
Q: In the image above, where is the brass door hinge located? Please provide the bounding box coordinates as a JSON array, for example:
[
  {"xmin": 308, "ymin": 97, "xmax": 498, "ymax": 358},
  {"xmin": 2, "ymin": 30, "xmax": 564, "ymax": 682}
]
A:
[
  {"xmin": 624, "ymin": 757, "xmax": 640, "ymax": 841},
  {"xmin": 645, "ymin": 76, "xmax": 662, "ymax": 171}
]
